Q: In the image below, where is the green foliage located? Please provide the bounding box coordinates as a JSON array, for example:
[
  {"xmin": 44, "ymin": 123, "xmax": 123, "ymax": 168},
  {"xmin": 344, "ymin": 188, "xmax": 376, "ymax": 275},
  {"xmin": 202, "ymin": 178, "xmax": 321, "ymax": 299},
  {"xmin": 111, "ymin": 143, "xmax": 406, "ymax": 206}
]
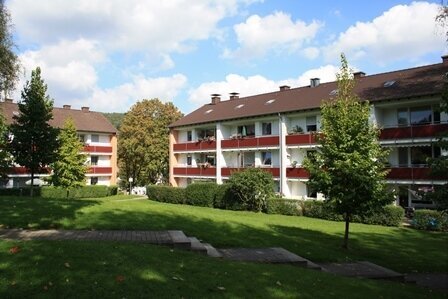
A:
[
  {"xmin": 266, "ymin": 198, "xmax": 303, "ymax": 216},
  {"xmin": 0, "ymin": 187, "xmax": 41, "ymax": 196},
  {"xmin": 40, "ymin": 185, "xmax": 111, "ymax": 198},
  {"xmin": 227, "ymin": 168, "xmax": 275, "ymax": 212},
  {"xmin": 213, "ymin": 183, "xmax": 236, "ymax": 209},
  {"xmin": 9, "ymin": 67, "xmax": 59, "ymax": 196},
  {"xmin": 146, "ymin": 185, "xmax": 186, "ymax": 204},
  {"xmin": 185, "ymin": 182, "xmax": 217, "ymax": 207},
  {"xmin": 0, "ymin": 110, "xmax": 12, "ymax": 178},
  {"xmin": 301, "ymin": 200, "xmax": 403, "ymax": 227},
  {"xmin": 303, "ymin": 54, "xmax": 391, "ymax": 247},
  {"xmin": 0, "ymin": 1, "xmax": 20, "ymax": 97},
  {"xmin": 118, "ymin": 99, "xmax": 183, "ymax": 187},
  {"xmin": 49, "ymin": 118, "xmax": 88, "ymax": 188},
  {"xmin": 412, "ymin": 210, "xmax": 448, "ymax": 231},
  {"xmin": 107, "ymin": 185, "xmax": 118, "ymax": 196},
  {"xmin": 102, "ymin": 112, "xmax": 125, "ymax": 130}
]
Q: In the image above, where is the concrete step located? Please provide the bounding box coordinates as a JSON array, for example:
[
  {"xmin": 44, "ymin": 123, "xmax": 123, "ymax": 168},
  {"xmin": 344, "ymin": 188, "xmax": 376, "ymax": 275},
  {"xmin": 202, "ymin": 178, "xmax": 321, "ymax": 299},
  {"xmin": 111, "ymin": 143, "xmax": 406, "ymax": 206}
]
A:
[
  {"xmin": 188, "ymin": 237, "xmax": 208, "ymax": 254},
  {"xmin": 203, "ymin": 243, "xmax": 223, "ymax": 258},
  {"xmin": 167, "ymin": 230, "xmax": 191, "ymax": 249}
]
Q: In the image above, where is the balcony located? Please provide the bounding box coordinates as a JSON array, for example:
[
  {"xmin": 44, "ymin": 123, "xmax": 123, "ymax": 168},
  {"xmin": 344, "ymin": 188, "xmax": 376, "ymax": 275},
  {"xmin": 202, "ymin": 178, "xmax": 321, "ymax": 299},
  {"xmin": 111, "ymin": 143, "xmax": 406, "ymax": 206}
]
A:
[
  {"xmin": 173, "ymin": 167, "xmax": 216, "ymax": 177},
  {"xmin": 221, "ymin": 167, "xmax": 280, "ymax": 177},
  {"xmin": 286, "ymin": 167, "xmax": 309, "ymax": 179},
  {"xmin": 221, "ymin": 136, "xmax": 279, "ymax": 149},
  {"xmin": 386, "ymin": 167, "xmax": 436, "ymax": 181},
  {"xmin": 173, "ymin": 140, "xmax": 216, "ymax": 152},
  {"xmin": 88, "ymin": 167, "xmax": 113, "ymax": 174},
  {"xmin": 286, "ymin": 133, "xmax": 317, "ymax": 146},
  {"xmin": 9, "ymin": 167, "xmax": 50, "ymax": 175},
  {"xmin": 84, "ymin": 145, "xmax": 113, "ymax": 153},
  {"xmin": 380, "ymin": 123, "xmax": 448, "ymax": 140}
]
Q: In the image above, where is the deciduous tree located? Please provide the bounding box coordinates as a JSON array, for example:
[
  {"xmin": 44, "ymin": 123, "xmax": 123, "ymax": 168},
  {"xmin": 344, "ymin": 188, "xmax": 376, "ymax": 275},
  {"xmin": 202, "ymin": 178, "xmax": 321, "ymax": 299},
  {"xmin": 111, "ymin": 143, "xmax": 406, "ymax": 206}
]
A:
[
  {"xmin": 118, "ymin": 99, "xmax": 182, "ymax": 188},
  {"xmin": 304, "ymin": 54, "xmax": 391, "ymax": 249},
  {"xmin": 0, "ymin": 0, "xmax": 20, "ymax": 98},
  {"xmin": 9, "ymin": 67, "xmax": 59, "ymax": 196},
  {"xmin": 49, "ymin": 117, "xmax": 88, "ymax": 191},
  {"xmin": 0, "ymin": 110, "xmax": 12, "ymax": 179}
]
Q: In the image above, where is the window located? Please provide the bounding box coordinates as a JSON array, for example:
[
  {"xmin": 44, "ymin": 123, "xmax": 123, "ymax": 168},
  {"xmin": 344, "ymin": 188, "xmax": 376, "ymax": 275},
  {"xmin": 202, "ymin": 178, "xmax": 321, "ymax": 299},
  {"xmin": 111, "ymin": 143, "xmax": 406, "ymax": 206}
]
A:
[
  {"xmin": 434, "ymin": 106, "xmax": 441, "ymax": 124},
  {"xmin": 187, "ymin": 131, "xmax": 192, "ymax": 142},
  {"xmin": 91, "ymin": 134, "xmax": 99, "ymax": 143},
  {"xmin": 78, "ymin": 134, "xmax": 85, "ymax": 143},
  {"xmin": 198, "ymin": 128, "xmax": 215, "ymax": 139},
  {"xmin": 262, "ymin": 151, "xmax": 272, "ymax": 166},
  {"xmin": 398, "ymin": 148, "xmax": 408, "ymax": 167},
  {"xmin": 307, "ymin": 184, "xmax": 317, "ymax": 198},
  {"xmin": 238, "ymin": 152, "xmax": 255, "ymax": 167},
  {"xmin": 91, "ymin": 156, "xmax": 99, "ymax": 166},
  {"xmin": 397, "ymin": 108, "xmax": 408, "ymax": 126},
  {"xmin": 410, "ymin": 106, "xmax": 432, "ymax": 125},
  {"xmin": 262, "ymin": 122, "xmax": 272, "ymax": 135},
  {"xmin": 434, "ymin": 146, "xmax": 441, "ymax": 158},
  {"xmin": 411, "ymin": 147, "xmax": 432, "ymax": 166},
  {"xmin": 238, "ymin": 124, "xmax": 255, "ymax": 137},
  {"xmin": 206, "ymin": 154, "xmax": 215, "ymax": 166},
  {"xmin": 90, "ymin": 177, "xmax": 98, "ymax": 185},
  {"xmin": 306, "ymin": 116, "xmax": 317, "ymax": 132},
  {"xmin": 187, "ymin": 155, "xmax": 192, "ymax": 166}
]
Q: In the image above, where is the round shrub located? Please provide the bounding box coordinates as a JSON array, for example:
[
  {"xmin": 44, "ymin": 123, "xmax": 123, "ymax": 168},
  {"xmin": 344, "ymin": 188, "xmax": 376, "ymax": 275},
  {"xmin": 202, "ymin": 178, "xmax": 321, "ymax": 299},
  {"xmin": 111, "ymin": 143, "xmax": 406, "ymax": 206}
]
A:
[
  {"xmin": 146, "ymin": 185, "xmax": 186, "ymax": 204},
  {"xmin": 185, "ymin": 182, "xmax": 217, "ymax": 207},
  {"xmin": 412, "ymin": 209, "xmax": 448, "ymax": 231}
]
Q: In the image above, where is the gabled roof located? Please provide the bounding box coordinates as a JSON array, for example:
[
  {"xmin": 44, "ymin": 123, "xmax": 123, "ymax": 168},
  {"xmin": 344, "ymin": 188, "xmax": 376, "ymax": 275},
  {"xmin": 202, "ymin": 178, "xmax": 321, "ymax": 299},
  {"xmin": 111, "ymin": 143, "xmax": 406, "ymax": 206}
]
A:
[
  {"xmin": 0, "ymin": 102, "xmax": 118, "ymax": 134},
  {"xmin": 170, "ymin": 60, "xmax": 448, "ymax": 128}
]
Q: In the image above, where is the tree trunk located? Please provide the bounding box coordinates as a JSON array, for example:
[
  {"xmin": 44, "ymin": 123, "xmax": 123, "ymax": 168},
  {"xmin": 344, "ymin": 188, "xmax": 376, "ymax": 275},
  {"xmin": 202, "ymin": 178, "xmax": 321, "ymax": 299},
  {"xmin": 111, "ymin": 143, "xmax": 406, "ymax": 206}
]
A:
[
  {"xmin": 30, "ymin": 170, "xmax": 34, "ymax": 198},
  {"xmin": 342, "ymin": 213, "xmax": 350, "ymax": 249}
]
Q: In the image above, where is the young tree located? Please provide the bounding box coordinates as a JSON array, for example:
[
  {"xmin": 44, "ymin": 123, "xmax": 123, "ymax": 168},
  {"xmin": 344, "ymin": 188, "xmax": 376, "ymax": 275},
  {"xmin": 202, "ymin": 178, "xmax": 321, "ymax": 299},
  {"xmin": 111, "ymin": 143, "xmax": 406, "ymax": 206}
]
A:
[
  {"xmin": 49, "ymin": 118, "xmax": 88, "ymax": 192},
  {"xmin": 9, "ymin": 67, "xmax": 59, "ymax": 196},
  {"xmin": 304, "ymin": 54, "xmax": 391, "ymax": 249},
  {"xmin": 118, "ymin": 99, "xmax": 182, "ymax": 188},
  {"xmin": 0, "ymin": 0, "xmax": 20, "ymax": 98}
]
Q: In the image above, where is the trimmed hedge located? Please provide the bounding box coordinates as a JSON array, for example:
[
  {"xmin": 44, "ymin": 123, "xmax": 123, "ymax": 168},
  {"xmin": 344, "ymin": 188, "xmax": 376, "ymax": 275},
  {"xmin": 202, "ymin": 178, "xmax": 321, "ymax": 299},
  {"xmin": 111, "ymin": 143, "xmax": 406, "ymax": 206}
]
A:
[
  {"xmin": 146, "ymin": 185, "xmax": 186, "ymax": 204},
  {"xmin": 0, "ymin": 185, "xmax": 118, "ymax": 198},
  {"xmin": 300, "ymin": 200, "xmax": 404, "ymax": 226},
  {"xmin": 186, "ymin": 183, "xmax": 217, "ymax": 207},
  {"xmin": 412, "ymin": 210, "xmax": 448, "ymax": 231},
  {"xmin": 213, "ymin": 183, "xmax": 238, "ymax": 210},
  {"xmin": 266, "ymin": 198, "xmax": 302, "ymax": 216}
]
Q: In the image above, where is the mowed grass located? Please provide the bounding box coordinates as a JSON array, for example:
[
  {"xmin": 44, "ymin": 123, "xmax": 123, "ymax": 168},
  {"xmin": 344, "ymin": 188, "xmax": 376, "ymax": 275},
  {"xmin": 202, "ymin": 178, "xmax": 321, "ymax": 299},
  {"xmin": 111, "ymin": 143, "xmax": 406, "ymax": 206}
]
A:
[
  {"xmin": 0, "ymin": 240, "xmax": 444, "ymax": 299},
  {"xmin": 0, "ymin": 195, "xmax": 447, "ymax": 274}
]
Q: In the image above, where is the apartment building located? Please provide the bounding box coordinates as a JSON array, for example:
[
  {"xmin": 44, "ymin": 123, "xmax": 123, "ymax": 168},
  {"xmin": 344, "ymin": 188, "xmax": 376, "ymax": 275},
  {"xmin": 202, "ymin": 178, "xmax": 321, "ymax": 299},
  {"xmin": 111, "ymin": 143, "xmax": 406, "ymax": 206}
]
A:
[
  {"xmin": 168, "ymin": 57, "xmax": 448, "ymax": 209},
  {"xmin": 0, "ymin": 101, "xmax": 118, "ymax": 187}
]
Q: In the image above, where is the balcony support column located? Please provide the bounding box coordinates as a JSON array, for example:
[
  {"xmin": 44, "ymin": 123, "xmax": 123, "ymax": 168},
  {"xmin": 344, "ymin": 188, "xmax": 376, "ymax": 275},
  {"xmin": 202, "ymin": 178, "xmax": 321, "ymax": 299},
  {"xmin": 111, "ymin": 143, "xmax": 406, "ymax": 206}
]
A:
[
  {"xmin": 279, "ymin": 114, "xmax": 289, "ymax": 197},
  {"xmin": 169, "ymin": 129, "xmax": 178, "ymax": 187},
  {"xmin": 216, "ymin": 122, "xmax": 223, "ymax": 184}
]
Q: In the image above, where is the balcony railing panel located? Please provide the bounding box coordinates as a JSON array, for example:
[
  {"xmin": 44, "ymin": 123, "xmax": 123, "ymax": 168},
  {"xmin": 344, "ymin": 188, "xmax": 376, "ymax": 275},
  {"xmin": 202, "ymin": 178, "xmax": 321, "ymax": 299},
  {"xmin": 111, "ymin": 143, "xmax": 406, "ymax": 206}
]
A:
[
  {"xmin": 286, "ymin": 133, "xmax": 317, "ymax": 145},
  {"xmin": 83, "ymin": 145, "xmax": 113, "ymax": 153},
  {"xmin": 89, "ymin": 167, "xmax": 113, "ymax": 174},
  {"xmin": 386, "ymin": 167, "xmax": 438, "ymax": 180},
  {"xmin": 173, "ymin": 141, "xmax": 216, "ymax": 151},
  {"xmin": 221, "ymin": 136, "xmax": 279, "ymax": 149},
  {"xmin": 380, "ymin": 123, "xmax": 448, "ymax": 140},
  {"xmin": 286, "ymin": 167, "xmax": 309, "ymax": 178},
  {"xmin": 221, "ymin": 167, "xmax": 280, "ymax": 177},
  {"xmin": 173, "ymin": 167, "xmax": 216, "ymax": 176}
]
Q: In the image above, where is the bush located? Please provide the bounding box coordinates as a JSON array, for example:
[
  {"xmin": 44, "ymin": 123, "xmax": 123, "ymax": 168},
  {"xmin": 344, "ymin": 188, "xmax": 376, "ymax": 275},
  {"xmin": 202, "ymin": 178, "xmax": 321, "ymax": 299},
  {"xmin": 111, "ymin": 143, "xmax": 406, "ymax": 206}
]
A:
[
  {"xmin": 227, "ymin": 168, "xmax": 274, "ymax": 212},
  {"xmin": 108, "ymin": 185, "xmax": 118, "ymax": 196},
  {"xmin": 266, "ymin": 198, "xmax": 302, "ymax": 216},
  {"xmin": 301, "ymin": 200, "xmax": 343, "ymax": 221},
  {"xmin": 185, "ymin": 182, "xmax": 217, "ymax": 207},
  {"xmin": 146, "ymin": 185, "xmax": 186, "ymax": 204},
  {"xmin": 0, "ymin": 187, "xmax": 41, "ymax": 197},
  {"xmin": 41, "ymin": 185, "xmax": 110, "ymax": 198},
  {"xmin": 352, "ymin": 205, "xmax": 404, "ymax": 227},
  {"xmin": 213, "ymin": 183, "xmax": 240, "ymax": 210},
  {"xmin": 412, "ymin": 210, "xmax": 448, "ymax": 231}
]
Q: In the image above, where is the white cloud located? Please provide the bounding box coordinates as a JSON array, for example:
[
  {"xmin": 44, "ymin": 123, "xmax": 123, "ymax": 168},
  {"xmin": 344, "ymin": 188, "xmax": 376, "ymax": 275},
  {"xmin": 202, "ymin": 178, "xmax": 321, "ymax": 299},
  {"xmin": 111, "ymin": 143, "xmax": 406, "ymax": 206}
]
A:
[
  {"xmin": 225, "ymin": 11, "xmax": 322, "ymax": 59},
  {"xmin": 187, "ymin": 64, "xmax": 339, "ymax": 108},
  {"xmin": 323, "ymin": 2, "xmax": 445, "ymax": 63},
  {"xmin": 302, "ymin": 47, "xmax": 320, "ymax": 60},
  {"xmin": 9, "ymin": 0, "xmax": 253, "ymax": 55}
]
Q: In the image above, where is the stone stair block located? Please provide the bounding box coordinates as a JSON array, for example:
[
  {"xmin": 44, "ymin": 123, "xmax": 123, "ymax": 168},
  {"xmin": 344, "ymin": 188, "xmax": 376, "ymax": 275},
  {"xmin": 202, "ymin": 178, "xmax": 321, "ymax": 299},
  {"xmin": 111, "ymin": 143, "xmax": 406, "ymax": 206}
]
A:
[
  {"xmin": 203, "ymin": 243, "xmax": 223, "ymax": 258},
  {"xmin": 167, "ymin": 230, "xmax": 191, "ymax": 249},
  {"xmin": 188, "ymin": 237, "xmax": 208, "ymax": 254}
]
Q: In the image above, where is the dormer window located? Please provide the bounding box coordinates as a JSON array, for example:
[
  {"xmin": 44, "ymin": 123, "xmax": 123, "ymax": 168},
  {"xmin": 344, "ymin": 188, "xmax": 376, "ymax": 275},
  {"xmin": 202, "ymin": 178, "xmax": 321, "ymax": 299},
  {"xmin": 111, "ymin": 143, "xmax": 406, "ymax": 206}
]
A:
[
  {"xmin": 329, "ymin": 89, "xmax": 338, "ymax": 96},
  {"xmin": 383, "ymin": 80, "xmax": 396, "ymax": 87},
  {"xmin": 235, "ymin": 104, "xmax": 245, "ymax": 109},
  {"xmin": 265, "ymin": 99, "xmax": 275, "ymax": 105},
  {"xmin": 204, "ymin": 109, "xmax": 213, "ymax": 114}
]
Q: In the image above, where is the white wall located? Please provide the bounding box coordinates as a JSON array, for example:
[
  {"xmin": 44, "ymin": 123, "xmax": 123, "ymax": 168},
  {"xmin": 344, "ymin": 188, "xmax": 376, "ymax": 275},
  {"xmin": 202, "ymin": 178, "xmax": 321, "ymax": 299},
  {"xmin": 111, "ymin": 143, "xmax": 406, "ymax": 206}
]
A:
[{"xmin": 98, "ymin": 156, "xmax": 110, "ymax": 167}]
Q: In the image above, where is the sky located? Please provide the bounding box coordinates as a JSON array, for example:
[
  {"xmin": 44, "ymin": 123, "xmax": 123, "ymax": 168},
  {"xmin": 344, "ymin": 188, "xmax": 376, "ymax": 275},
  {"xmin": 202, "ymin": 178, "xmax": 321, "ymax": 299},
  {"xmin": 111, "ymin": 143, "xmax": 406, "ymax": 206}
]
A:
[{"xmin": 6, "ymin": 0, "xmax": 447, "ymax": 114}]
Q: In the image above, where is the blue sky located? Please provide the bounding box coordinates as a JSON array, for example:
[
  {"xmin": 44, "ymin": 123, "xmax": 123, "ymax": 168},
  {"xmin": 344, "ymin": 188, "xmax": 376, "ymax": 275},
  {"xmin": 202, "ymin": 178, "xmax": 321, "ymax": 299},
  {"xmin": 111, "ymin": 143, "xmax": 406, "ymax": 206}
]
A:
[{"xmin": 7, "ymin": 0, "xmax": 446, "ymax": 113}]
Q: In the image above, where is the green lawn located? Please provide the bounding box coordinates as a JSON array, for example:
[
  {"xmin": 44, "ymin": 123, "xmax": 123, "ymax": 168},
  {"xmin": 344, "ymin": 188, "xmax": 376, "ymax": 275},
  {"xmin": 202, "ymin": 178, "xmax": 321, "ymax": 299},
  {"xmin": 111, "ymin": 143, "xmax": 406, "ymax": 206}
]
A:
[{"xmin": 0, "ymin": 195, "xmax": 447, "ymax": 275}]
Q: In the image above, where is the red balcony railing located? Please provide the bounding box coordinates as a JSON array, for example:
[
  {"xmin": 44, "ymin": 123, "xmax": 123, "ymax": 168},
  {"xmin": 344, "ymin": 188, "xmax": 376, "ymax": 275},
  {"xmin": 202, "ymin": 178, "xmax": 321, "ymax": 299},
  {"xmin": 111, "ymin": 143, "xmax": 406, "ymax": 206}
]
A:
[
  {"xmin": 221, "ymin": 136, "xmax": 279, "ymax": 149},
  {"xmin": 221, "ymin": 167, "xmax": 280, "ymax": 177},
  {"xmin": 380, "ymin": 123, "xmax": 448, "ymax": 140},
  {"xmin": 9, "ymin": 167, "xmax": 51, "ymax": 175},
  {"xmin": 173, "ymin": 167, "xmax": 216, "ymax": 176},
  {"xmin": 88, "ymin": 167, "xmax": 113, "ymax": 174},
  {"xmin": 84, "ymin": 145, "xmax": 113, "ymax": 153},
  {"xmin": 286, "ymin": 133, "xmax": 317, "ymax": 145},
  {"xmin": 386, "ymin": 167, "xmax": 434, "ymax": 180},
  {"xmin": 173, "ymin": 141, "xmax": 216, "ymax": 151},
  {"xmin": 286, "ymin": 167, "xmax": 309, "ymax": 179}
]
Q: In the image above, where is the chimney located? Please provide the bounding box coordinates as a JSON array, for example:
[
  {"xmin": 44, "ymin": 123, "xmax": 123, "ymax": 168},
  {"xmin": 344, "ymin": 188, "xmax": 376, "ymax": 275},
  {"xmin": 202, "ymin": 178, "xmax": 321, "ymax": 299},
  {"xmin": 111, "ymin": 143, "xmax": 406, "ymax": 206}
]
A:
[
  {"xmin": 229, "ymin": 92, "xmax": 239, "ymax": 100},
  {"xmin": 279, "ymin": 85, "xmax": 290, "ymax": 91},
  {"xmin": 63, "ymin": 105, "xmax": 71, "ymax": 109},
  {"xmin": 310, "ymin": 78, "xmax": 320, "ymax": 88},
  {"xmin": 4, "ymin": 98, "xmax": 13, "ymax": 103},
  {"xmin": 442, "ymin": 55, "xmax": 448, "ymax": 64},
  {"xmin": 81, "ymin": 106, "xmax": 89, "ymax": 112},
  {"xmin": 353, "ymin": 71, "xmax": 366, "ymax": 79},
  {"xmin": 211, "ymin": 94, "xmax": 221, "ymax": 105}
]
